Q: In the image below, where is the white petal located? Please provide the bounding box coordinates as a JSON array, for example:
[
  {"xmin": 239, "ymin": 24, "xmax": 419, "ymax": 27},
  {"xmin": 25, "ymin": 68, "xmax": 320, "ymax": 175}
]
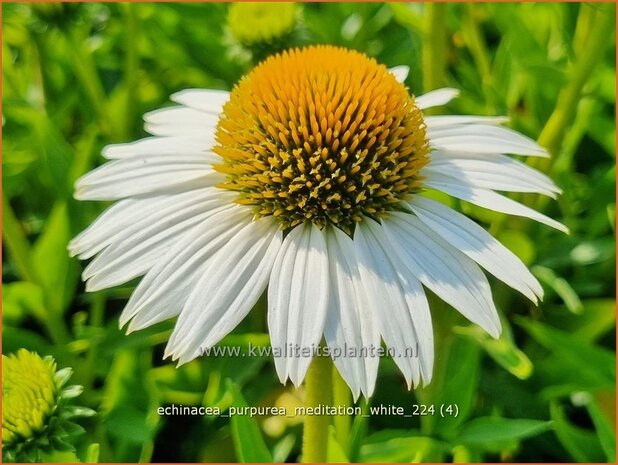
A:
[
  {"xmin": 423, "ymin": 172, "xmax": 569, "ymax": 233},
  {"xmin": 359, "ymin": 219, "xmax": 435, "ymax": 385},
  {"xmin": 144, "ymin": 106, "xmax": 219, "ymax": 126},
  {"xmin": 383, "ymin": 213, "xmax": 501, "ymax": 338},
  {"xmin": 144, "ymin": 106, "xmax": 220, "ymax": 137},
  {"xmin": 119, "ymin": 206, "xmax": 252, "ymax": 331},
  {"xmin": 71, "ymin": 187, "xmax": 231, "ymax": 260},
  {"xmin": 82, "ymin": 192, "xmax": 234, "ymax": 291},
  {"xmin": 408, "ymin": 196, "xmax": 543, "ymax": 302},
  {"xmin": 70, "ymin": 197, "xmax": 145, "ymax": 259},
  {"xmin": 268, "ymin": 224, "xmax": 330, "ymax": 387},
  {"xmin": 102, "ymin": 136, "xmax": 218, "ymax": 160},
  {"xmin": 170, "ymin": 89, "xmax": 230, "ymax": 115},
  {"xmin": 429, "ymin": 124, "xmax": 549, "ymax": 157},
  {"xmin": 354, "ymin": 220, "xmax": 427, "ymax": 388},
  {"xmin": 424, "ymin": 152, "xmax": 561, "ymax": 197},
  {"xmin": 389, "ymin": 65, "xmax": 409, "ymax": 83},
  {"xmin": 424, "ymin": 115, "xmax": 509, "ymax": 128},
  {"xmin": 323, "ymin": 226, "xmax": 380, "ymax": 399},
  {"xmin": 74, "ymin": 155, "xmax": 225, "ymax": 200},
  {"xmin": 166, "ymin": 217, "xmax": 283, "ymax": 364},
  {"xmin": 416, "ymin": 88, "xmax": 460, "ymax": 110}
]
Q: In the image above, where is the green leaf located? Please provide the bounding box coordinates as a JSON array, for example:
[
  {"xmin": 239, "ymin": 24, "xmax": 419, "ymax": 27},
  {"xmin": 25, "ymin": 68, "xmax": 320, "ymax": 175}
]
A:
[
  {"xmin": 498, "ymin": 230, "xmax": 536, "ymax": 265},
  {"xmin": 50, "ymin": 436, "xmax": 77, "ymax": 452},
  {"xmin": 204, "ymin": 353, "xmax": 270, "ymax": 409},
  {"xmin": 103, "ymin": 408, "xmax": 151, "ymax": 443},
  {"xmin": 360, "ymin": 435, "xmax": 448, "ymax": 462},
  {"xmin": 2, "ymin": 326, "xmax": 51, "ymax": 354},
  {"xmin": 532, "ymin": 265, "xmax": 583, "ymax": 314},
  {"xmin": 40, "ymin": 449, "xmax": 81, "ymax": 463},
  {"xmin": 388, "ymin": 3, "xmax": 423, "ymax": 33},
  {"xmin": 216, "ymin": 332, "xmax": 270, "ymax": 349},
  {"xmin": 587, "ymin": 393, "xmax": 616, "ymax": 462},
  {"xmin": 2, "ymin": 194, "xmax": 39, "ymax": 284},
  {"xmin": 347, "ymin": 399, "xmax": 369, "ymax": 463},
  {"xmin": 518, "ymin": 318, "xmax": 615, "ymax": 386},
  {"xmin": 416, "ymin": 329, "xmax": 481, "ymax": 436},
  {"xmin": 1, "ymin": 281, "xmax": 45, "ymax": 322},
  {"xmin": 271, "ymin": 434, "xmax": 295, "ymax": 463},
  {"xmin": 455, "ymin": 321, "xmax": 533, "ymax": 380},
  {"xmin": 59, "ymin": 420, "xmax": 86, "ymax": 437},
  {"xmin": 550, "ymin": 402, "xmax": 605, "ymax": 462},
  {"xmin": 451, "ymin": 445, "xmax": 482, "ymax": 463},
  {"xmin": 327, "ymin": 425, "xmax": 349, "ymax": 462},
  {"xmin": 32, "ymin": 201, "xmax": 79, "ymax": 315},
  {"xmin": 551, "ymin": 299, "xmax": 616, "ymax": 342},
  {"xmin": 101, "ymin": 350, "xmax": 158, "ymax": 448},
  {"xmin": 84, "ymin": 443, "xmax": 100, "ymax": 464},
  {"xmin": 571, "ymin": 390, "xmax": 617, "ymax": 462},
  {"xmin": 31, "ymin": 113, "xmax": 75, "ymax": 198},
  {"xmin": 456, "ymin": 417, "xmax": 553, "ymax": 452},
  {"xmin": 226, "ymin": 379, "xmax": 273, "ymax": 463},
  {"xmin": 569, "ymin": 239, "xmax": 615, "ymax": 265}
]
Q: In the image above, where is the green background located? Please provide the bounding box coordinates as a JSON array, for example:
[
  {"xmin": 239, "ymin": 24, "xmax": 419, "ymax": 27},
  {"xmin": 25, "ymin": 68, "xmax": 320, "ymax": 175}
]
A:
[{"xmin": 2, "ymin": 2, "xmax": 616, "ymax": 463}]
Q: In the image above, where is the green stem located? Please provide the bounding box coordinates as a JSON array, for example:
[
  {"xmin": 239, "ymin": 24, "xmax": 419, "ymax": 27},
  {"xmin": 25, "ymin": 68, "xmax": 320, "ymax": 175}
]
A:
[
  {"xmin": 415, "ymin": 297, "xmax": 460, "ymax": 435},
  {"xmin": 30, "ymin": 33, "xmax": 50, "ymax": 109},
  {"xmin": 422, "ymin": 3, "xmax": 447, "ymax": 93},
  {"xmin": 524, "ymin": 3, "xmax": 614, "ymax": 216},
  {"xmin": 461, "ymin": 4, "xmax": 495, "ymax": 112},
  {"xmin": 64, "ymin": 27, "xmax": 114, "ymax": 139},
  {"xmin": 571, "ymin": 2, "xmax": 596, "ymax": 58},
  {"xmin": 535, "ymin": 3, "xmax": 615, "ymax": 161},
  {"xmin": 45, "ymin": 311, "xmax": 71, "ymax": 345},
  {"xmin": 85, "ymin": 293, "xmax": 106, "ymax": 388},
  {"xmin": 347, "ymin": 399, "xmax": 370, "ymax": 463},
  {"xmin": 121, "ymin": 2, "xmax": 139, "ymax": 139},
  {"xmin": 462, "ymin": 4, "xmax": 491, "ymax": 79},
  {"xmin": 332, "ymin": 366, "xmax": 352, "ymax": 453},
  {"xmin": 302, "ymin": 355, "xmax": 333, "ymax": 463}
]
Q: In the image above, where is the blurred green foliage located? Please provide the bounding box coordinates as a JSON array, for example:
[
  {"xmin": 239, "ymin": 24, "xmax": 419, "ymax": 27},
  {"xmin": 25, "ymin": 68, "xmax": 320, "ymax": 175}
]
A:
[{"xmin": 2, "ymin": 2, "xmax": 615, "ymax": 463}]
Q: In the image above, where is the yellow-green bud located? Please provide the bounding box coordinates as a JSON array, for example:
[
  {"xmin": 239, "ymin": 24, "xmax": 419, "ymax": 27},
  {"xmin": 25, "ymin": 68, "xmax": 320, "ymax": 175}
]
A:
[
  {"xmin": 228, "ymin": 2, "xmax": 297, "ymax": 47},
  {"xmin": 2, "ymin": 349, "xmax": 95, "ymax": 463},
  {"xmin": 2, "ymin": 350, "xmax": 58, "ymax": 446}
]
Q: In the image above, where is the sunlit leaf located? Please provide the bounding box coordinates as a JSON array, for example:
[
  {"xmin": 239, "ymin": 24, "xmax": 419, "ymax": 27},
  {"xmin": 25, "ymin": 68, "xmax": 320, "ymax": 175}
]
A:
[
  {"xmin": 455, "ymin": 417, "xmax": 552, "ymax": 452},
  {"xmin": 2, "ymin": 281, "xmax": 45, "ymax": 322},
  {"xmin": 550, "ymin": 401, "xmax": 605, "ymax": 462},
  {"xmin": 416, "ymin": 320, "xmax": 481, "ymax": 437},
  {"xmin": 32, "ymin": 201, "xmax": 79, "ymax": 315},
  {"xmin": 454, "ymin": 323, "xmax": 533, "ymax": 380},
  {"xmin": 360, "ymin": 434, "xmax": 448, "ymax": 462},
  {"xmin": 226, "ymin": 379, "xmax": 273, "ymax": 463},
  {"xmin": 532, "ymin": 265, "xmax": 583, "ymax": 314}
]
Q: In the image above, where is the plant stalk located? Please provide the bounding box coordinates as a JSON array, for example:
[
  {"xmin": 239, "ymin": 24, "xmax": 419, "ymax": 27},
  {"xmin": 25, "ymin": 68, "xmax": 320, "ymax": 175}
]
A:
[
  {"xmin": 422, "ymin": 3, "xmax": 448, "ymax": 93},
  {"xmin": 536, "ymin": 3, "xmax": 615, "ymax": 162},
  {"xmin": 332, "ymin": 366, "xmax": 352, "ymax": 453},
  {"xmin": 302, "ymin": 354, "xmax": 333, "ymax": 463}
]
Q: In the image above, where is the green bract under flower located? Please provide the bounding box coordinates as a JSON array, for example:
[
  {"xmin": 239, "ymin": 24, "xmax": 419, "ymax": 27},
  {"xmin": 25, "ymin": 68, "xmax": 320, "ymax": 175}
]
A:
[{"xmin": 2, "ymin": 349, "xmax": 95, "ymax": 463}]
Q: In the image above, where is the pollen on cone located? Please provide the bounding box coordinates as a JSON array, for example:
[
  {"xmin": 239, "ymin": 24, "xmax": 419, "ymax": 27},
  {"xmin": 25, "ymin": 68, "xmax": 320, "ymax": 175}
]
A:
[{"xmin": 214, "ymin": 45, "xmax": 430, "ymax": 231}]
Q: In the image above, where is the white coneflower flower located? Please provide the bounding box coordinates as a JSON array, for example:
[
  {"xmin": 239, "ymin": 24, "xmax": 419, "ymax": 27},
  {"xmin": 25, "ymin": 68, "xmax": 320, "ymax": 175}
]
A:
[{"xmin": 70, "ymin": 45, "xmax": 566, "ymax": 399}]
